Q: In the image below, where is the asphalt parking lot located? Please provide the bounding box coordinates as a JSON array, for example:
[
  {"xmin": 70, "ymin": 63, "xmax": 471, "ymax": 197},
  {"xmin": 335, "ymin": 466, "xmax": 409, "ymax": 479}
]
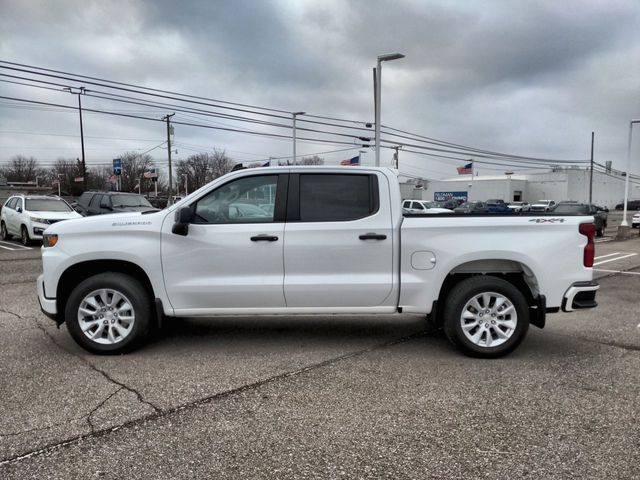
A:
[{"xmin": 1, "ymin": 228, "xmax": 639, "ymax": 478}]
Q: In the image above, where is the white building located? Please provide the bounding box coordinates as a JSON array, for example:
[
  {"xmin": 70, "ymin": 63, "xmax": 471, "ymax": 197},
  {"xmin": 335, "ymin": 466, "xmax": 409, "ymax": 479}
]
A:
[{"xmin": 401, "ymin": 167, "xmax": 633, "ymax": 209}]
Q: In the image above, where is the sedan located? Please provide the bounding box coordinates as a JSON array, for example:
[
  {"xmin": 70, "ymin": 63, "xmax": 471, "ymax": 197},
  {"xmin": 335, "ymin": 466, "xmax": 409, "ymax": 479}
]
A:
[{"xmin": 632, "ymin": 212, "xmax": 640, "ymax": 228}]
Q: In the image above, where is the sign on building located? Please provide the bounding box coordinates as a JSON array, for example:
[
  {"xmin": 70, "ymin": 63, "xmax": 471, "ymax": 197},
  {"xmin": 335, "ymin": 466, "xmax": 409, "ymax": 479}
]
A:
[{"xmin": 434, "ymin": 191, "xmax": 467, "ymax": 202}]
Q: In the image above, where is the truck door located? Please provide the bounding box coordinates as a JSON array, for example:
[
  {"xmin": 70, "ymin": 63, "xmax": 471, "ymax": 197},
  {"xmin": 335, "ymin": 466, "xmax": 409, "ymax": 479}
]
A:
[
  {"xmin": 161, "ymin": 173, "xmax": 287, "ymax": 312},
  {"xmin": 283, "ymin": 172, "xmax": 394, "ymax": 308}
]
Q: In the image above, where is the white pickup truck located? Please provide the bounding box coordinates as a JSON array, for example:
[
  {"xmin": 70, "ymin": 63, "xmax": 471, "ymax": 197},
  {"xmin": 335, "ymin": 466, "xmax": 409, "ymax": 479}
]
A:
[{"xmin": 37, "ymin": 167, "xmax": 599, "ymax": 358}]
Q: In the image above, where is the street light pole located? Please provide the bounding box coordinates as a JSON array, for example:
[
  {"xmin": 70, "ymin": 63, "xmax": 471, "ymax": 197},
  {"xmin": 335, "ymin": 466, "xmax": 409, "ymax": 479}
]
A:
[
  {"xmin": 374, "ymin": 53, "xmax": 405, "ymax": 167},
  {"xmin": 292, "ymin": 111, "xmax": 305, "ymax": 165},
  {"xmin": 621, "ymin": 120, "xmax": 640, "ymax": 227}
]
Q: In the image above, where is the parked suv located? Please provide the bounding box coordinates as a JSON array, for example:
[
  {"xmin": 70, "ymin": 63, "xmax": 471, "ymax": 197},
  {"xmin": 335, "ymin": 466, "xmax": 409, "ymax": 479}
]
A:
[
  {"xmin": 530, "ymin": 200, "xmax": 556, "ymax": 212},
  {"xmin": 1, "ymin": 194, "xmax": 82, "ymax": 245},
  {"xmin": 75, "ymin": 192, "xmax": 157, "ymax": 216}
]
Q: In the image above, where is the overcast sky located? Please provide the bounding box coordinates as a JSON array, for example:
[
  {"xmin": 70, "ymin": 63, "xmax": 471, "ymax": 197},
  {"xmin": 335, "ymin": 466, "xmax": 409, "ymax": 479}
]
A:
[{"xmin": 1, "ymin": 0, "xmax": 639, "ymax": 180}]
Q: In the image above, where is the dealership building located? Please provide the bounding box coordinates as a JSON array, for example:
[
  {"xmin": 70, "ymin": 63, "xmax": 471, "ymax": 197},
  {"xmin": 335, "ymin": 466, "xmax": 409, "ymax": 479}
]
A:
[{"xmin": 400, "ymin": 166, "xmax": 634, "ymax": 209}]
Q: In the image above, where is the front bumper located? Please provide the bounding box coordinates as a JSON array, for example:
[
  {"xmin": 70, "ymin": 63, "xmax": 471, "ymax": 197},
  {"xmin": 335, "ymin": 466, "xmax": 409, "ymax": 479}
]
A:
[
  {"xmin": 562, "ymin": 281, "xmax": 599, "ymax": 312},
  {"xmin": 37, "ymin": 274, "xmax": 58, "ymax": 321}
]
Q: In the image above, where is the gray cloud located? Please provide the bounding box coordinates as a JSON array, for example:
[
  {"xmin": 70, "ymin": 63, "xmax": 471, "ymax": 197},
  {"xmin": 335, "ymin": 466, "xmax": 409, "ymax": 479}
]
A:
[{"xmin": 1, "ymin": 0, "xmax": 639, "ymax": 179}]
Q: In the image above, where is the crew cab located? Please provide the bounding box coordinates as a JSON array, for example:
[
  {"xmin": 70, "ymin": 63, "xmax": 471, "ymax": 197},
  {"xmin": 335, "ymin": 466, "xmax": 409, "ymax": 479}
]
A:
[{"xmin": 37, "ymin": 167, "xmax": 599, "ymax": 358}]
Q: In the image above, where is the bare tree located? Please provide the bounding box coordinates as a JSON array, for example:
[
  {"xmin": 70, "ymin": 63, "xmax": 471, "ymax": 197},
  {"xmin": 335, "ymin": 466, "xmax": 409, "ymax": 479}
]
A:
[
  {"xmin": 3, "ymin": 155, "xmax": 41, "ymax": 182},
  {"xmin": 209, "ymin": 149, "xmax": 234, "ymax": 179},
  {"xmin": 49, "ymin": 158, "xmax": 84, "ymax": 196},
  {"xmin": 117, "ymin": 152, "xmax": 154, "ymax": 192},
  {"xmin": 176, "ymin": 153, "xmax": 210, "ymax": 194},
  {"xmin": 87, "ymin": 165, "xmax": 115, "ymax": 191}
]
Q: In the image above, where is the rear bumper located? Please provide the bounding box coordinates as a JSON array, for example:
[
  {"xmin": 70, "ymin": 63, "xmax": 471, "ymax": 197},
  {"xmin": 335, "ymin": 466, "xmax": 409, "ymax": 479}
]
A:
[
  {"xmin": 37, "ymin": 274, "xmax": 58, "ymax": 322},
  {"xmin": 562, "ymin": 281, "xmax": 599, "ymax": 312}
]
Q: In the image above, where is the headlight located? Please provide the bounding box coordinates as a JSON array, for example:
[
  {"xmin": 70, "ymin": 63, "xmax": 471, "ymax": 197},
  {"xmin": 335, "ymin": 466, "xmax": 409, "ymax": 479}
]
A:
[
  {"xmin": 30, "ymin": 216, "xmax": 50, "ymax": 225},
  {"xmin": 42, "ymin": 233, "xmax": 58, "ymax": 248}
]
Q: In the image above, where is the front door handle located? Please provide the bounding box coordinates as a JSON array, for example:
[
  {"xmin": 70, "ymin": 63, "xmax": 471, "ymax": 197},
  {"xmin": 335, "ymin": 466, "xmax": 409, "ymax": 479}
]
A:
[
  {"xmin": 359, "ymin": 233, "xmax": 387, "ymax": 240},
  {"xmin": 251, "ymin": 235, "xmax": 279, "ymax": 242}
]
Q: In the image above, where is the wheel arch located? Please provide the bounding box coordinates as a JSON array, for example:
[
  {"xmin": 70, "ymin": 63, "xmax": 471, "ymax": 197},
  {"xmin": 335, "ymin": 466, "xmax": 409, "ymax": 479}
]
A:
[
  {"xmin": 56, "ymin": 260, "xmax": 156, "ymax": 324},
  {"xmin": 433, "ymin": 259, "xmax": 543, "ymax": 328}
]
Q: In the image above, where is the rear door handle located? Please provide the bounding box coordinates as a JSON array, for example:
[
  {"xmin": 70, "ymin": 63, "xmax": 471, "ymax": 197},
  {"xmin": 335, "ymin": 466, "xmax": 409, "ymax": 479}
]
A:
[
  {"xmin": 359, "ymin": 233, "xmax": 387, "ymax": 240},
  {"xmin": 251, "ymin": 235, "xmax": 279, "ymax": 242}
]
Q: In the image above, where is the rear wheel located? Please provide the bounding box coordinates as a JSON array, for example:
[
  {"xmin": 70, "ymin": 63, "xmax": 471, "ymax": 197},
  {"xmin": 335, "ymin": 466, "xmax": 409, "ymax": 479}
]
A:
[
  {"xmin": 443, "ymin": 276, "xmax": 530, "ymax": 358},
  {"xmin": 20, "ymin": 225, "xmax": 31, "ymax": 246},
  {"xmin": 0, "ymin": 221, "xmax": 10, "ymax": 240},
  {"xmin": 65, "ymin": 273, "xmax": 151, "ymax": 354}
]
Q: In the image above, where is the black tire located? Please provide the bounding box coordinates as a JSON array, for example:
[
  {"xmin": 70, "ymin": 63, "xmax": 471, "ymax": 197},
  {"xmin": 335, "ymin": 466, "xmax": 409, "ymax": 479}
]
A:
[
  {"xmin": 0, "ymin": 221, "xmax": 11, "ymax": 240},
  {"xmin": 20, "ymin": 225, "xmax": 31, "ymax": 246},
  {"xmin": 65, "ymin": 272, "xmax": 151, "ymax": 354},
  {"xmin": 443, "ymin": 276, "xmax": 530, "ymax": 358}
]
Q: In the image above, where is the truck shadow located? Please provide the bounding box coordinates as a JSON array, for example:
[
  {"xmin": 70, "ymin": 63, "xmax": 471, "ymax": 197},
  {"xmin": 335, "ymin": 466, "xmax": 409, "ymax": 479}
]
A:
[{"xmin": 147, "ymin": 314, "xmax": 435, "ymax": 350}]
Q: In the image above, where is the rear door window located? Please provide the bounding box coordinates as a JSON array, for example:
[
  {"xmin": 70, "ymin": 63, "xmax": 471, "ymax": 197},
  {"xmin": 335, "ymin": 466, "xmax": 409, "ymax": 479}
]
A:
[
  {"xmin": 297, "ymin": 174, "xmax": 378, "ymax": 222},
  {"xmin": 89, "ymin": 194, "xmax": 102, "ymax": 210}
]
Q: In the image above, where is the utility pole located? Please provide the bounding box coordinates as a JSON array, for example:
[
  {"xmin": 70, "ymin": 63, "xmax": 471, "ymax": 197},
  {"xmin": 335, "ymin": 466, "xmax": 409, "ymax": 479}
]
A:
[
  {"xmin": 589, "ymin": 131, "xmax": 594, "ymax": 204},
  {"xmin": 64, "ymin": 86, "xmax": 87, "ymax": 191},
  {"xmin": 163, "ymin": 113, "xmax": 175, "ymax": 203}
]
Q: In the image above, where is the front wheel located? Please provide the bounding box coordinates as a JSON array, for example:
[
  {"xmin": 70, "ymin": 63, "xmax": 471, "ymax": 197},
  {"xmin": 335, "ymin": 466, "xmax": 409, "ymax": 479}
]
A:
[
  {"xmin": 1, "ymin": 221, "xmax": 11, "ymax": 240},
  {"xmin": 443, "ymin": 276, "xmax": 530, "ymax": 358},
  {"xmin": 65, "ymin": 273, "xmax": 151, "ymax": 354},
  {"xmin": 20, "ymin": 225, "xmax": 31, "ymax": 246}
]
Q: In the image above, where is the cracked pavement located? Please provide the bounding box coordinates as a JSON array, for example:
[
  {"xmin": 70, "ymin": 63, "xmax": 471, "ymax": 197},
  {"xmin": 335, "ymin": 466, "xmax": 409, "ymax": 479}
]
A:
[{"xmin": 0, "ymin": 240, "xmax": 639, "ymax": 478}]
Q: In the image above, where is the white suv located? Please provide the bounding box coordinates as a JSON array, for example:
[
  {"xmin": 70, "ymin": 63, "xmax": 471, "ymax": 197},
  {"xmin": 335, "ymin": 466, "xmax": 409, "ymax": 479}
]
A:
[{"xmin": 1, "ymin": 195, "xmax": 82, "ymax": 245}]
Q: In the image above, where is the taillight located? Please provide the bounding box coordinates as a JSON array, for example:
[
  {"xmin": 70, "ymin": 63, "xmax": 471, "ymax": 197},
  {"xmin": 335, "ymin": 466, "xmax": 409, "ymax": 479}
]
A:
[{"xmin": 579, "ymin": 223, "xmax": 595, "ymax": 267}]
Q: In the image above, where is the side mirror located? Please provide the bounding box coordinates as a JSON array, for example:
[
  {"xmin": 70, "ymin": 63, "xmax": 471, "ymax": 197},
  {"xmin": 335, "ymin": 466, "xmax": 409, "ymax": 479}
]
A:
[
  {"xmin": 172, "ymin": 206, "xmax": 194, "ymax": 236},
  {"xmin": 16, "ymin": 207, "xmax": 22, "ymax": 213}
]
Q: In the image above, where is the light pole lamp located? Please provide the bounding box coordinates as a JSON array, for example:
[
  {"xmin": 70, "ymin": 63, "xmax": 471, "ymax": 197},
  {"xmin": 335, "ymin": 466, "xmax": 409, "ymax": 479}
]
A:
[
  {"xmin": 621, "ymin": 120, "xmax": 640, "ymax": 227},
  {"xmin": 375, "ymin": 53, "xmax": 405, "ymax": 167},
  {"xmin": 292, "ymin": 111, "xmax": 305, "ymax": 165}
]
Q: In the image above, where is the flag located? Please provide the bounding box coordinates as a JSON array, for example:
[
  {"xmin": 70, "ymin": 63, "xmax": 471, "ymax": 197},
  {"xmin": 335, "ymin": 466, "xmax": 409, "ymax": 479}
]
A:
[
  {"xmin": 340, "ymin": 155, "xmax": 360, "ymax": 166},
  {"xmin": 143, "ymin": 169, "xmax": 157, "ymax": 179},
  {"xmin": 457, "ymin": 162, "xmax": 473, "ymax": 175}
]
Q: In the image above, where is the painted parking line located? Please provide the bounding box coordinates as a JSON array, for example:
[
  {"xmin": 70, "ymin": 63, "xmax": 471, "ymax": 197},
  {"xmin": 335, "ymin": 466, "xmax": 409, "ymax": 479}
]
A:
[
  {"xmin": 594, "ymin": 269, "xmax": 640, "ymax": 276},
  {"xmin": 594, "ymin": 252, "xmax": 622, "ymax": 260},
  {"xmin": 0, "ymin": 241, "xmax": 33, "ymax": 251},
  {"xmin": 593, "ymin": 253, "xmax": 638, "ymax": 266}
]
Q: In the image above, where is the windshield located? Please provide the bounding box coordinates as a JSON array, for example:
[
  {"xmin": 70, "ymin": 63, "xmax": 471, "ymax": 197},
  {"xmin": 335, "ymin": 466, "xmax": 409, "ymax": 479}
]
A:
[
  {"xmin": 25, "ymin": 198, "xmax": 72, "ymax": 212},
  {"xmin": 111, "ymin": 195, "xmax": 152, "ymax": 208}
]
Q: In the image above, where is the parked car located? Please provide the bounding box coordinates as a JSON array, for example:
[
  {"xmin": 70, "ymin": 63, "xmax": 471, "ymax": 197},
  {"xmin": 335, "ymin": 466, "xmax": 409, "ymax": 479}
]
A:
[
  {"xmin": 632, "ymin": 212, "xmax": 640, "ymax": 228},
  {"xmin": 507, "ymin": 201, "xmax": 530, "ymax": 213},
  {"xmin": 402, "ymin": 199, "xmax": 453, "ymax": 214},
  {"xmin": 38, "ymin": 166, "xmax": 599, "ymax": 358},
  {"xmin": 485, "ymin": 201, "xmax": 512, "ymax": 214},
  {"xmin": 454, "ymin": 201, "xmax": 488, "ymax": 214},
  {"xmin": 485, "ymin": 198, "xmax": 506, "ymax": 204},
  {"xmin": 615, "ymin": 200, "xmax": 640, "ymax": 211},
  {"xmin": 551, "ymin": 203, "xmax": 606, "ymax": 237},
  {"xmin": 1, "ymin": 194, "xmax": 82, "ymax": 245},
  {"xmin": 437, "ymin": 199, "xmax": 465, "ymax": 210},
  {"xmin": 530, "ymin": 200, "xmax": 557, "ymax": 212},
  {"xmin": 75, "ymin": 192, "xmax": 158, "ymax": 216}
]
